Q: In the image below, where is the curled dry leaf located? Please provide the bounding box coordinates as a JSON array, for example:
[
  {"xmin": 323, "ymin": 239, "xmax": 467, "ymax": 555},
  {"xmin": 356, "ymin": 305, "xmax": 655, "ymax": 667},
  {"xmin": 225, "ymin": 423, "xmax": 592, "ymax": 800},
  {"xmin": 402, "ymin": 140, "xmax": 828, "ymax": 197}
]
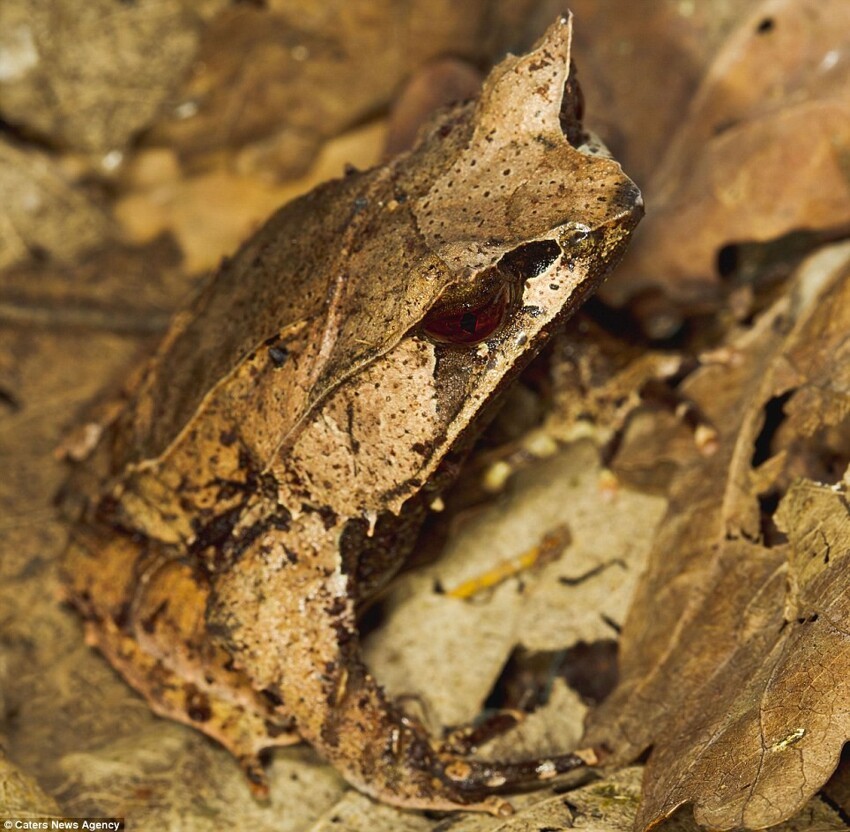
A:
[
  {"xmin": 584, "ymin": 242, "xmax": 850, "ymax": 830},
  {"xmin": 0, "ymin": 139, "xmax": 111, "ymax": 270},
  {"xmin": 566, "ymin": 0, "xmax": 764, "ymax": 186},
  {"xmin": 560, "ymin": 768, "xmax": 849, "ymax": 832},
  {"xmin": 580, "ymin": 0, "xmax": 850, "ymax": 303},
  {"xmin": 0, "ymin": 0, "xmax": 211, "ymax": 157}
]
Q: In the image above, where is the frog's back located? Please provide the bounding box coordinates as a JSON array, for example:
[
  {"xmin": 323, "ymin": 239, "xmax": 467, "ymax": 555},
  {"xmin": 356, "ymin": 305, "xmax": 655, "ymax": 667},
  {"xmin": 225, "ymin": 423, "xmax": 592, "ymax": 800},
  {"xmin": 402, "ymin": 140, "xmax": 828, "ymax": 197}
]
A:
[{"xmin": 111, "ymin": 173, "xmax": 366, "ymax": 471}]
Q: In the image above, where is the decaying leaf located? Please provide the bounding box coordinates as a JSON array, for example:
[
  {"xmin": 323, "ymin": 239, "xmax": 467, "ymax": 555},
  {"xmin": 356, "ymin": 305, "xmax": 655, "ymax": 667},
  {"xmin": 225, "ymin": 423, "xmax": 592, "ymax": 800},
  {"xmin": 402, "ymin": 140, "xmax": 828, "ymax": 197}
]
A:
[
  {"xmin": 565, "ymin": 0, "xmax": 764, "ymax": 186},
  {"xmin": 585, "ymin": 243, "xmax": 850, "ymax": 830},
  {"xmin": 601, "ymin": 0, "xmax": 850, "ymax": 303},
  {"xmin": 365, "ymin": 441, "xmax": 664, "ymax": 729},
  {"xmin": 561, "ymin": 768, "xmax": 848, "ymax": 832}
]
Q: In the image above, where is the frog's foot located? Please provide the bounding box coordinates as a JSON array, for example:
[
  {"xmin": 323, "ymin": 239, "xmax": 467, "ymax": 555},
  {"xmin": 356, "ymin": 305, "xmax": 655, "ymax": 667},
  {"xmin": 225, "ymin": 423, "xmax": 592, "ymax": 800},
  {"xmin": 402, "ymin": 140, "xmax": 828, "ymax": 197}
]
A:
[
  {"xmin": 215, "ymin": 595, "xmax": 595, "ymax": 811},
  {"xmin": 277, "ymin": 660, "xmax": 597, "ymax": 814},
  {"xmin": 435, "ymin": 744, "xmax": 599, "ymax": 801},
  {"xmin": 440, "ymin": 709, "xmax": 525, "ymax": 755}
]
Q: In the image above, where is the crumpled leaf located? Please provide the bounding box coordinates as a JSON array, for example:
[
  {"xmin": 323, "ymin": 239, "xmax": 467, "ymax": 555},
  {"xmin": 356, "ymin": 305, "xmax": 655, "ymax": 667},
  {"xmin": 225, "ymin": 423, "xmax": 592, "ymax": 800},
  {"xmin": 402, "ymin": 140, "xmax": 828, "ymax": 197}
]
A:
[
  {"xmin": 584, "ymin": 242, "xmax": 850, "ymax": 830},
  {"xmin": 0, "ymin": 139, "xmax": 111, "ymax": 270},
  {"xmin": 563, "ymin": 0, "xmax": 850, "ymax": 306},
  {"xmin": 566, "ymin": 0, "xmax": 763, "ymax": 187},
  {"xmin": 0, "ymin": 0, "xmax": 213, "ymax": 157},
  {"xmin": 560, "ymin": 768, "xmax": 848, "ymax": 832}
]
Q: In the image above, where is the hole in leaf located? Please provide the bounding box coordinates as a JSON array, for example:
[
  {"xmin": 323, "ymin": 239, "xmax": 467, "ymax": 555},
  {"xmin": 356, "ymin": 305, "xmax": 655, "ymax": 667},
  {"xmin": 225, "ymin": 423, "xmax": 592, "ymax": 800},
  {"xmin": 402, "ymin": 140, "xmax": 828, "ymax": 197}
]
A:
[{"xmin": 751, "ymin": 391, "xmax": 794, "ymax": 468}]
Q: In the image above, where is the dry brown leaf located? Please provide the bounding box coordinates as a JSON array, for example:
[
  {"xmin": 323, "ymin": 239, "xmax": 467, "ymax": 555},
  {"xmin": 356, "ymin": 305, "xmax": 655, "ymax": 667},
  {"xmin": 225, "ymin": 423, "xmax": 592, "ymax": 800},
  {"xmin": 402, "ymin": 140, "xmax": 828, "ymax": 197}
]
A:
[
  {"xmin": 821, "ymin": 756, "xmax": 850, "ymax": 820},
  {"xmin": 584, "ymin": 243, "xmax": 850, "ymax": 829},
  {"xmin": 0, "ymin": 139, "xmax": 111, "ymax": 270},
  {"xmin": 365, "ymin": 441, "xmax": 664, "ymax": 728},
  {"xmin": 0, "ymin": 754, "xmax": 61, "ymax": 817},
  {"xmin": 0, "ymin": 0, "xmax": 213, "ymax": 157},
  {"xmin": 600, "ymin": 0, "xmax": 850, "ymax": 303},
  {"xmin": 566, "ymin": 0, "xmax": 763, "ymax": 187},
  {"xmin": 115, "ymin": 120, "xmax": 387, "ymax": 275},
  {"xmin": 151, "ymin": 0, "xmax": 563, "ymax": 178},
  {"xmin": 563, "ymin": 768, "xmax": 847, "ymax": 832}
]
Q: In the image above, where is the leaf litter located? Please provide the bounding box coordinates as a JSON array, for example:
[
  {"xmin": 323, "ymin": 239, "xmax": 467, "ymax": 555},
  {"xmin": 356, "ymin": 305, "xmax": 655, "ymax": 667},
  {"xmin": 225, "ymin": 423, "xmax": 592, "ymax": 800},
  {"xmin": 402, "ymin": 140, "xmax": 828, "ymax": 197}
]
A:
[{"xmin": 3, "ymin": 2, "xmax": 850, "ymax": 831}]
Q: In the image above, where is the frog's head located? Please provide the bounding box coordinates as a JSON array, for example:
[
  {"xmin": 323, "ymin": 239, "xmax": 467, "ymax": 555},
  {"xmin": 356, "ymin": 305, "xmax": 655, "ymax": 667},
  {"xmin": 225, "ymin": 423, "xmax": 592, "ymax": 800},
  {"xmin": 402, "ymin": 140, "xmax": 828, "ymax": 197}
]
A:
[{"xmin": 283, "ymin": 15, "xmax": 642, "ymax": 519}]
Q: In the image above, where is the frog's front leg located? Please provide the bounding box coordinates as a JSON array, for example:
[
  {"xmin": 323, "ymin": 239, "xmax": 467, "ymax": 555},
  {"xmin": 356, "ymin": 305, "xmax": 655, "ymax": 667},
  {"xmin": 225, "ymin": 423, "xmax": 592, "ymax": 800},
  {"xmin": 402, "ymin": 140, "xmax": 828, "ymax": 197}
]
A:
[{"xmin": 207, "ymin": 521, "xmax": 593, "ymax": 814}]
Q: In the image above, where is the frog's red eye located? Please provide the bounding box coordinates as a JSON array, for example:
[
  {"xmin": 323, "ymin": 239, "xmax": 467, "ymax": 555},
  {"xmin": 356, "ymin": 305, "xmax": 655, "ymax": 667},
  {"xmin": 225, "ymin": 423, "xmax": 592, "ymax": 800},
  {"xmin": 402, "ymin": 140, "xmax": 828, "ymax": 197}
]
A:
[{"xmin": 422, "ymin": 285, "xmax": 509, "ymax": 345}]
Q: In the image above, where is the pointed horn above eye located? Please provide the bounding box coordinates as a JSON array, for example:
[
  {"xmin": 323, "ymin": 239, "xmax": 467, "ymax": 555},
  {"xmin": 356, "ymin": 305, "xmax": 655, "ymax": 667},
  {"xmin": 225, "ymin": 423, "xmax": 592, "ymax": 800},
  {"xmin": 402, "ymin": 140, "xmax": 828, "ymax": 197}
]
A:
[{"xmin": 471, "ymin": 13, "xmax": 573, "ymax": 145}]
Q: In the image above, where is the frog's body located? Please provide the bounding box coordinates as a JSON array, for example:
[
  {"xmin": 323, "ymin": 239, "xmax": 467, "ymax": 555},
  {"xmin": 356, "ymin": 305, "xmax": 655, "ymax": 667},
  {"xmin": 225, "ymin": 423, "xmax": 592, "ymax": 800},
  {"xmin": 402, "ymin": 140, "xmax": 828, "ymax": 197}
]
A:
[{"xmin": 62, "ymin": 16, "xmax": 642, "ymax": 813}]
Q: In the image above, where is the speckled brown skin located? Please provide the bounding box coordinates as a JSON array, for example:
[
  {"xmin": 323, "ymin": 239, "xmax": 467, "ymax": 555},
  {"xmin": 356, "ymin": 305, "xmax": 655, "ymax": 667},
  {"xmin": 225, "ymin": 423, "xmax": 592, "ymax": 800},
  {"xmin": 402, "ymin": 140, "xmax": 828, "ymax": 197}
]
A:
[{"xmin": 61, "ymin": 15, "xmax": 642, "ymax": 813}]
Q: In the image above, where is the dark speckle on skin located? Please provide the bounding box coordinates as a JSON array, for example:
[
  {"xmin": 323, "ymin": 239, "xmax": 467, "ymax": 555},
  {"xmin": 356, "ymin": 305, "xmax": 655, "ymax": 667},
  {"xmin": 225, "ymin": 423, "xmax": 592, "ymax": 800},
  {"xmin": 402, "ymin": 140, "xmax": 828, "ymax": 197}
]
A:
[
  {"xmin": 186, "ymin": 687, "xmax": 213, "ymax": 722},
  {"xmin": 268, "ymin": 344, "xmax": 290, "ymax": 367}
]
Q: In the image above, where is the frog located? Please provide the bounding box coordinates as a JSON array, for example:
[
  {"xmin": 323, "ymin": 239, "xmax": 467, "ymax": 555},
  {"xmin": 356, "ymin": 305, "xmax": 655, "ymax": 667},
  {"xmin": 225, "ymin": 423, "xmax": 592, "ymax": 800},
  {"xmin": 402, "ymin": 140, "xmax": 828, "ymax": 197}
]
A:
[{"xmin": 60, "ymin": 15, "xmax": 643, "ymax": 814}]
